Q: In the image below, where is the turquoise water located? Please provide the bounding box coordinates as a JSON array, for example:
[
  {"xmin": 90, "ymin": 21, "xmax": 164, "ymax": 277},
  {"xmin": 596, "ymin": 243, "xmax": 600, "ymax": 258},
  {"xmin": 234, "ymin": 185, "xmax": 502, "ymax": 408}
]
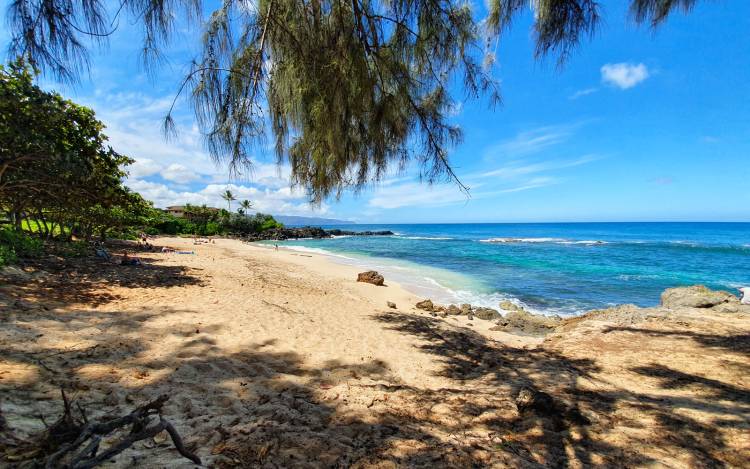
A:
[{"xmin": 268, "ymin": 223, "xmax": 750, "ymax": 315}]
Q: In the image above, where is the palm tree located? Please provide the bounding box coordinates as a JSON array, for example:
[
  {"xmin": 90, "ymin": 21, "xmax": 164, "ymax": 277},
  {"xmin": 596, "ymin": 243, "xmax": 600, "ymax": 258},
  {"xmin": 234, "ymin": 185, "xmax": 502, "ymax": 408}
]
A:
[
  {"xmin": 239, "ymin": 200, "xmax": 253, "ymax": 214},
  {"xmin": 221, "ymin": 189, "xmax": 236, "ymax": 212}
]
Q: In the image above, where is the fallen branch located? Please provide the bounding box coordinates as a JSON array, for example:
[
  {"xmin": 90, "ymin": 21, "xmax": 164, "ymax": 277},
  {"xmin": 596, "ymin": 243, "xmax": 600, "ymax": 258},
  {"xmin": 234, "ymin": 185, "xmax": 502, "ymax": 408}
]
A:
[
  {"xmin": 44, "ymin": 391, "xmax": 200, "ymax": 468},
  {"xmin": 0, "ymin": 389, "xmax": 201, "ymax": 468}
]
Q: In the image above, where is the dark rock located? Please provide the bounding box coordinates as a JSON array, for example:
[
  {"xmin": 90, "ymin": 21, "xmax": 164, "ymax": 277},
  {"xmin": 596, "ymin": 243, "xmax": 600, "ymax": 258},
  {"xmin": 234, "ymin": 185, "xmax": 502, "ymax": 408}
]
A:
[
  {"xmin": 515, "ymin": 386, "xmax": 590, "ymax": 428},
  {"xmin": 416, "ymin": 299, "xmax": 434, "ymax": 311},
  {"xmin": 245, "ymin": 227, "xmax": 394, "ymax": 241},
  {"xmin": 387, "ymin": 301, "xmax": 397, "ymax": 309},
  {"xmin": 473, "ymin": 307, "xmax": 501, "ymax": 321},
  {"xmin": 515, "ymin": 386, "xmax": 556, "ymax": 416},
  {"xmin": 357, "ymin": 271, "xmax": 384, "ymax": 286}
]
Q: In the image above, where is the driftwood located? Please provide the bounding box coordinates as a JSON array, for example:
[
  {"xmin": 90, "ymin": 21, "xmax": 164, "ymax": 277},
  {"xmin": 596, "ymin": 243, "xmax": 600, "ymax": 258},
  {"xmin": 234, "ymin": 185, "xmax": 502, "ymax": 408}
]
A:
[{"xmin": 2, "ymin": 389, "xmax": 200, "ymax": 468}]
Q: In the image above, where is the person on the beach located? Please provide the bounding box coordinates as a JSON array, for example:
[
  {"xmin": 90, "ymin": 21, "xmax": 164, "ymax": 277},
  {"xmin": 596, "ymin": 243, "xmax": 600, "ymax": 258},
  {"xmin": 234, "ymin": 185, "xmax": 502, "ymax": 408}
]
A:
[
  {"xmin": 121, "ymin": 252, "xmax": 142, "ymax": 266},
  {"xmin": 275, "ymin": 244, "xmax": 278, "ymax": 251}
]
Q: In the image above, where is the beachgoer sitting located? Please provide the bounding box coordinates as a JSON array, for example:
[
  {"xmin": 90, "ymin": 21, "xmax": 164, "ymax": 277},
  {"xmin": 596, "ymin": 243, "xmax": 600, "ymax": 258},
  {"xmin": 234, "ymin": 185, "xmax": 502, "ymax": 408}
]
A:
[{"xmin": 120, "ymin": 252, "xmax": 142, "ymax": 266}]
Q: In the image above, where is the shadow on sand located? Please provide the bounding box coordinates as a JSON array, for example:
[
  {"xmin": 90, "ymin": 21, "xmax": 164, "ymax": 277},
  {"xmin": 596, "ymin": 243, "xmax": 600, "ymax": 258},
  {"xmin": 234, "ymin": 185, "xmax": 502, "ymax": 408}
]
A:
[{"xmin": 1, "ymin": 271, "xmax": 748, "ymax": 468}]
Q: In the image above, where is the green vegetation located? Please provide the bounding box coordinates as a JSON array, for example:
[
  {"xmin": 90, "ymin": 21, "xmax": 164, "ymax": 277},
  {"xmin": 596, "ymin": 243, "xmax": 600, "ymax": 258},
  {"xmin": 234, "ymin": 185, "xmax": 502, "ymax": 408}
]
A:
[
  {"xmin": 7, "ymin": 0, "xmax": 703, "ymax": 202},
  {"xmin": 147, "ymin": 205, "xmax": 282, "ymax": 237},
  {"xmin": 0, "ymin": 62, "xmax": 282, "ymax": 266}
]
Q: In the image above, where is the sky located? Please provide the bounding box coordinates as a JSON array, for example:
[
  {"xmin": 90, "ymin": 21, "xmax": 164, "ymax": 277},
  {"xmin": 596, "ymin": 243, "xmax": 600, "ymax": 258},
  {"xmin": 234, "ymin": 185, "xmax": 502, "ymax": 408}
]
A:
[{"xmin": 2, "ymin": 1, "xmax": 749, "ymax": 223}]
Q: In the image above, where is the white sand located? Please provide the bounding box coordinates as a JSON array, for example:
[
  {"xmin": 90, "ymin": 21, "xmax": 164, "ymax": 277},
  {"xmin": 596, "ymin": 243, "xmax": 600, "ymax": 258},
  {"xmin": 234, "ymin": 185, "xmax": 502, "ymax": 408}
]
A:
[{"xmin": 1, "ymin": 237, "xmax": 748, "ymax": 467}]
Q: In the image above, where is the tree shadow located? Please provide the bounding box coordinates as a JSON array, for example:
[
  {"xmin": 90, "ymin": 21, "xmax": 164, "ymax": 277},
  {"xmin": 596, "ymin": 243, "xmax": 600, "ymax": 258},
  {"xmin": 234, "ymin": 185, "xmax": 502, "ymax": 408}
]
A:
[
  {"xmin": 2, "ymin": 298, "xmax": 748, "ymax": 467},
  {"xmin": 1, "ymin": 254, "xmax": 203, "ymax": 307},
  {"xmin": 371, "ymin": 311, "xmax": 750, "ymax": 468}
]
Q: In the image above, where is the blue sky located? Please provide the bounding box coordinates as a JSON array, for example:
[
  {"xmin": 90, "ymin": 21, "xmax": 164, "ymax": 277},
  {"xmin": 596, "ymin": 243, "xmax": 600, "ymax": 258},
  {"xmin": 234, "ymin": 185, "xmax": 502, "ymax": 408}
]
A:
[{"xmin": 3, "ymin": 0, "xmax": 748, "ymax": 222}]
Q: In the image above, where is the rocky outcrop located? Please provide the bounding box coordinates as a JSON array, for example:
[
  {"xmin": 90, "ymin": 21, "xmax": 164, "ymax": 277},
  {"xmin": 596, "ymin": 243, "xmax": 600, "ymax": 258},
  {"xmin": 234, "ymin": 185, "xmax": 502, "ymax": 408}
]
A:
[
  {"xmin": 416, "ymin": 299, "xmax": 434, "ymax": 311},
  {"xmin": 446, "ymin": 304, "xmax": 462, "ymax": 315},
  {"xmin": 326, "ymin": 229, "xmax": 394, "ymax": 237},
  {"xmin": 498, "ymin": 300, "xmax": 525, "ymax": 313},
  {"xmin": 473, "ymin": 307, "xmax": 502, "ymax": 321},
  {"xmin": 492, "ymin": 309, "xmax": 562, "ymax": 336},
  {"xmin": 660, "ymin": 285, "xmax": 739, "ymax": 309},
  {"xmin": 357, "ymin": 271, "xmax": 384, "ymax": 286},
  {"xmin": 245, "ymin": 227, "xmax": 394, "ymax": 241}
]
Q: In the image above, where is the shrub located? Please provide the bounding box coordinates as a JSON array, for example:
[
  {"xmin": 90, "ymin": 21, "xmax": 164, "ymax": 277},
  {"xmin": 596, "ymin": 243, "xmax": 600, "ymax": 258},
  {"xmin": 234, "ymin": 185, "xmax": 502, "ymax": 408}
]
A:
[
  {"xmin": 0, "ymin": 244, "xmax": 17, "ymax": 267},
  {"xmin": 0, "ymin": 228, "xmax": 43, "ymax": 259}
]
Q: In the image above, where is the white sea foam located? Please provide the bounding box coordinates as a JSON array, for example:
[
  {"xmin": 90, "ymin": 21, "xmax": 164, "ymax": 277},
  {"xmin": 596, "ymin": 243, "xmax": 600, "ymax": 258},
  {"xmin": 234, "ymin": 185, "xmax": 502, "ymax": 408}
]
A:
[
  {"xmin": 282, "ymin": 242, "xmax": 582, "ymax": 316},
  {"xmin": 283, "ymin": 245, "xmax": 356, "ymax": 260},
  {"xmin": 558, "ymin": 240, "xmax": 609, "ymax": 245},
  {"xmin": 480, "ymin": 237, "xmax": 564, "ymax": 243},
  {"xmin": 479, "ymin": 237, "xmax": 606, "ymax": 245}
]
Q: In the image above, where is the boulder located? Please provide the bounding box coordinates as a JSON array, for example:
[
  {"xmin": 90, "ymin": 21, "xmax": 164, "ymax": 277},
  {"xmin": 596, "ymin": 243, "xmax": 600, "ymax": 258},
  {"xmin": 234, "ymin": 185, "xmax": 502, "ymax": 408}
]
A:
[
  {"xmin": 387, "ymin": 301, "xmax": 397, "ymax": 309},
  {"xmin": 416, "ymin": 299, "xmax": 434, "ymax": 311},
  {"xmin": 460, "ymin": 303, "xmax": 472, "ymax": 315},
  {"xmin": 473, "ymin": 307, "xmax": 501, "ymax": 321},
  {"xmin": 357, "ymin": 271, "xmax": 384, "ymax": 286},
  {"xmin": 499, "ymin": 300, "xmax": 525, "ymax": 313},
  {"xmin": 446, "ymin": 304, "xmax": 462, "ymax": 315},
  {"xmin": 491, "ymin": 309, "xmax": 561, "ymax": 336},
  {"xmin": 660, "ymin": 285, "xmax": 738, "ymax": 309}
]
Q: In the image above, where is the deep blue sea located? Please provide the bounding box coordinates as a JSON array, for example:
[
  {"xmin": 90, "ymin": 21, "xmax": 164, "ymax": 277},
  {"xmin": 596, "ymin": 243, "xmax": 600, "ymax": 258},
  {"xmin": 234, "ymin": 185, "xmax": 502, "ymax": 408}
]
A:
[{"xmin": 265, "ymin": 223, "xmax": 750, "ymax": 316}]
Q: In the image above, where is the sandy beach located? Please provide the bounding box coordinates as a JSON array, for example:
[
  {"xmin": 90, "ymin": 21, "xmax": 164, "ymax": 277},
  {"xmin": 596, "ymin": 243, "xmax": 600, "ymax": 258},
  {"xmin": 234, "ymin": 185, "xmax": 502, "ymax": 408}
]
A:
[{"xmin": 1, "ymin": 237, "xmax": 749, "ymax": 467}]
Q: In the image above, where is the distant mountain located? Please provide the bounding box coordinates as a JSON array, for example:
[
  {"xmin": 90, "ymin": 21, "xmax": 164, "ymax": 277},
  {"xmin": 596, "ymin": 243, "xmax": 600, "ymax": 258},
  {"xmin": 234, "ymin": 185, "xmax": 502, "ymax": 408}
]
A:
[{"xmin": 274, "ymin": 215, "xmax": 355, "ymax": 226}]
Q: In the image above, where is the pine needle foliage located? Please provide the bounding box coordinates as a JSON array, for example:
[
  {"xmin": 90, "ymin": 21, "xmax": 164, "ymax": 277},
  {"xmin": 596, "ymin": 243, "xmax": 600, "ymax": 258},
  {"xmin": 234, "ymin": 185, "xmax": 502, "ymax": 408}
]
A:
[{"xmin": 6, "ymin": 0, "xmax": 707, "ymax": 203}]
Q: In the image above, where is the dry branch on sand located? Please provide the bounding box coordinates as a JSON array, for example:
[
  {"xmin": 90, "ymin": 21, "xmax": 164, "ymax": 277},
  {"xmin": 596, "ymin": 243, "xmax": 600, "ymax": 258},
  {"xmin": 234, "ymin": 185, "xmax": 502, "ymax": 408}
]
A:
[{"xmin": 1, "ymin": 390, "xmax": 200, "ymax": 468}]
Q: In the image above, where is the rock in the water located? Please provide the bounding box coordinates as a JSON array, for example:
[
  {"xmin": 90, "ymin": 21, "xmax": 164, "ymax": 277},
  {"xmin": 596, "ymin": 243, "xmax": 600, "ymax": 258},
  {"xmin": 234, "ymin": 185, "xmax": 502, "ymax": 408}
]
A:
[
  {"xmin": 416, "ymin": 299, "xmax": 434, "ymax": 311},
  {"xmin": 473, "ymin": 307, "xmax": 501, "ymax": 321},
  {"xmin": 446, "ymin": 304, "xmax": 462, "ymax": 315},
  {"xmin": 660, "ymin": 285, "xmax": 738, "ymax": 309},
  {"xmin": 460, "ymin": 303, "xmax": 472, "ymax": 315},
  {"xmin": 387, "ymin": 301, "xmax": 397, "ymax": 309},
  {"xmin": 357, "ymin": 271, "xmax": 384, "ymax": 286},
  {"xmin": 491, "ymin": 309, "xmax": 561, "ymax": 336}
]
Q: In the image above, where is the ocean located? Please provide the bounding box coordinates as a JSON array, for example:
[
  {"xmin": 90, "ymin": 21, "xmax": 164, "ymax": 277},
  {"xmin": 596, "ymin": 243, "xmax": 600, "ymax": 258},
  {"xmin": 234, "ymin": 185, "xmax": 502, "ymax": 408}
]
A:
[{"xmin": 264, "ymin": 222, "xmax": 750, "ymax": 316}]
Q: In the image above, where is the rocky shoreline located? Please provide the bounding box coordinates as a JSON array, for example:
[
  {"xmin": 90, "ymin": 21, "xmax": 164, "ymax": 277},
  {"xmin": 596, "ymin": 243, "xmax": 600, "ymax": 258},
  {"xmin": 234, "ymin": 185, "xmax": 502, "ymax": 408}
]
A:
[
  {"xmin": 409, "ymin": 284, "xmax": 747, "ymax": 336},
  {"xmin": 245, "ymin": 226, "xmax": 394, "ymax": 241}
]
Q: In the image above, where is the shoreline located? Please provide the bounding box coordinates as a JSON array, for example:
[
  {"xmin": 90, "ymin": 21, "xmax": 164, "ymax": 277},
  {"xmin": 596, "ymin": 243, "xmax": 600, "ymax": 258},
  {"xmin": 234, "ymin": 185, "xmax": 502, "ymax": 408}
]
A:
[{"xmin": 1, "ymin": 236, "xmax": 748, "ymax": 467}]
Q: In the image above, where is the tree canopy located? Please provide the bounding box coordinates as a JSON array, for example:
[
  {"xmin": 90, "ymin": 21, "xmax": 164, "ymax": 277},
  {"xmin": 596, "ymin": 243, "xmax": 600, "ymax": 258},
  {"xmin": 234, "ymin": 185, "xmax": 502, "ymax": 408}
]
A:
[
  {"xmin": 0, "ymin": 61, "xmax": 149, "ymax": 240},
  {"xmin": 6, "ymin": 0, "xmax": 704, "ymax": 203}
]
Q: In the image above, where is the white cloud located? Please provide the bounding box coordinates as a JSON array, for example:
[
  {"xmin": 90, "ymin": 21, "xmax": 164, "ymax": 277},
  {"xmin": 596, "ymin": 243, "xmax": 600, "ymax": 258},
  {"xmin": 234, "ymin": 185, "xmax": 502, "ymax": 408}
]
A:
[
  {"xmin": 127, "ymin": 179, "xmax": 328, "ymax": 215},
  {"xmin": 569, "ymin": 88, "xmax": 598, "ymax": 100},
  {"xmin": 601, "ymin": 63, "xmax": 649, "ymax": 89},
  {"xmin": 126, "ymin": 158, "xmax": 162, "ymax": 178},
  {"xmin": 476, "ymin": 154, "xmax": 601, "ymax": 179},
  {"xmin": 484, "ymin": 124, "xmax": 575, "ymax": 159},
  {"xmin": 161, "ymin": 163, "xmax": 202, "ymax": 183}
]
